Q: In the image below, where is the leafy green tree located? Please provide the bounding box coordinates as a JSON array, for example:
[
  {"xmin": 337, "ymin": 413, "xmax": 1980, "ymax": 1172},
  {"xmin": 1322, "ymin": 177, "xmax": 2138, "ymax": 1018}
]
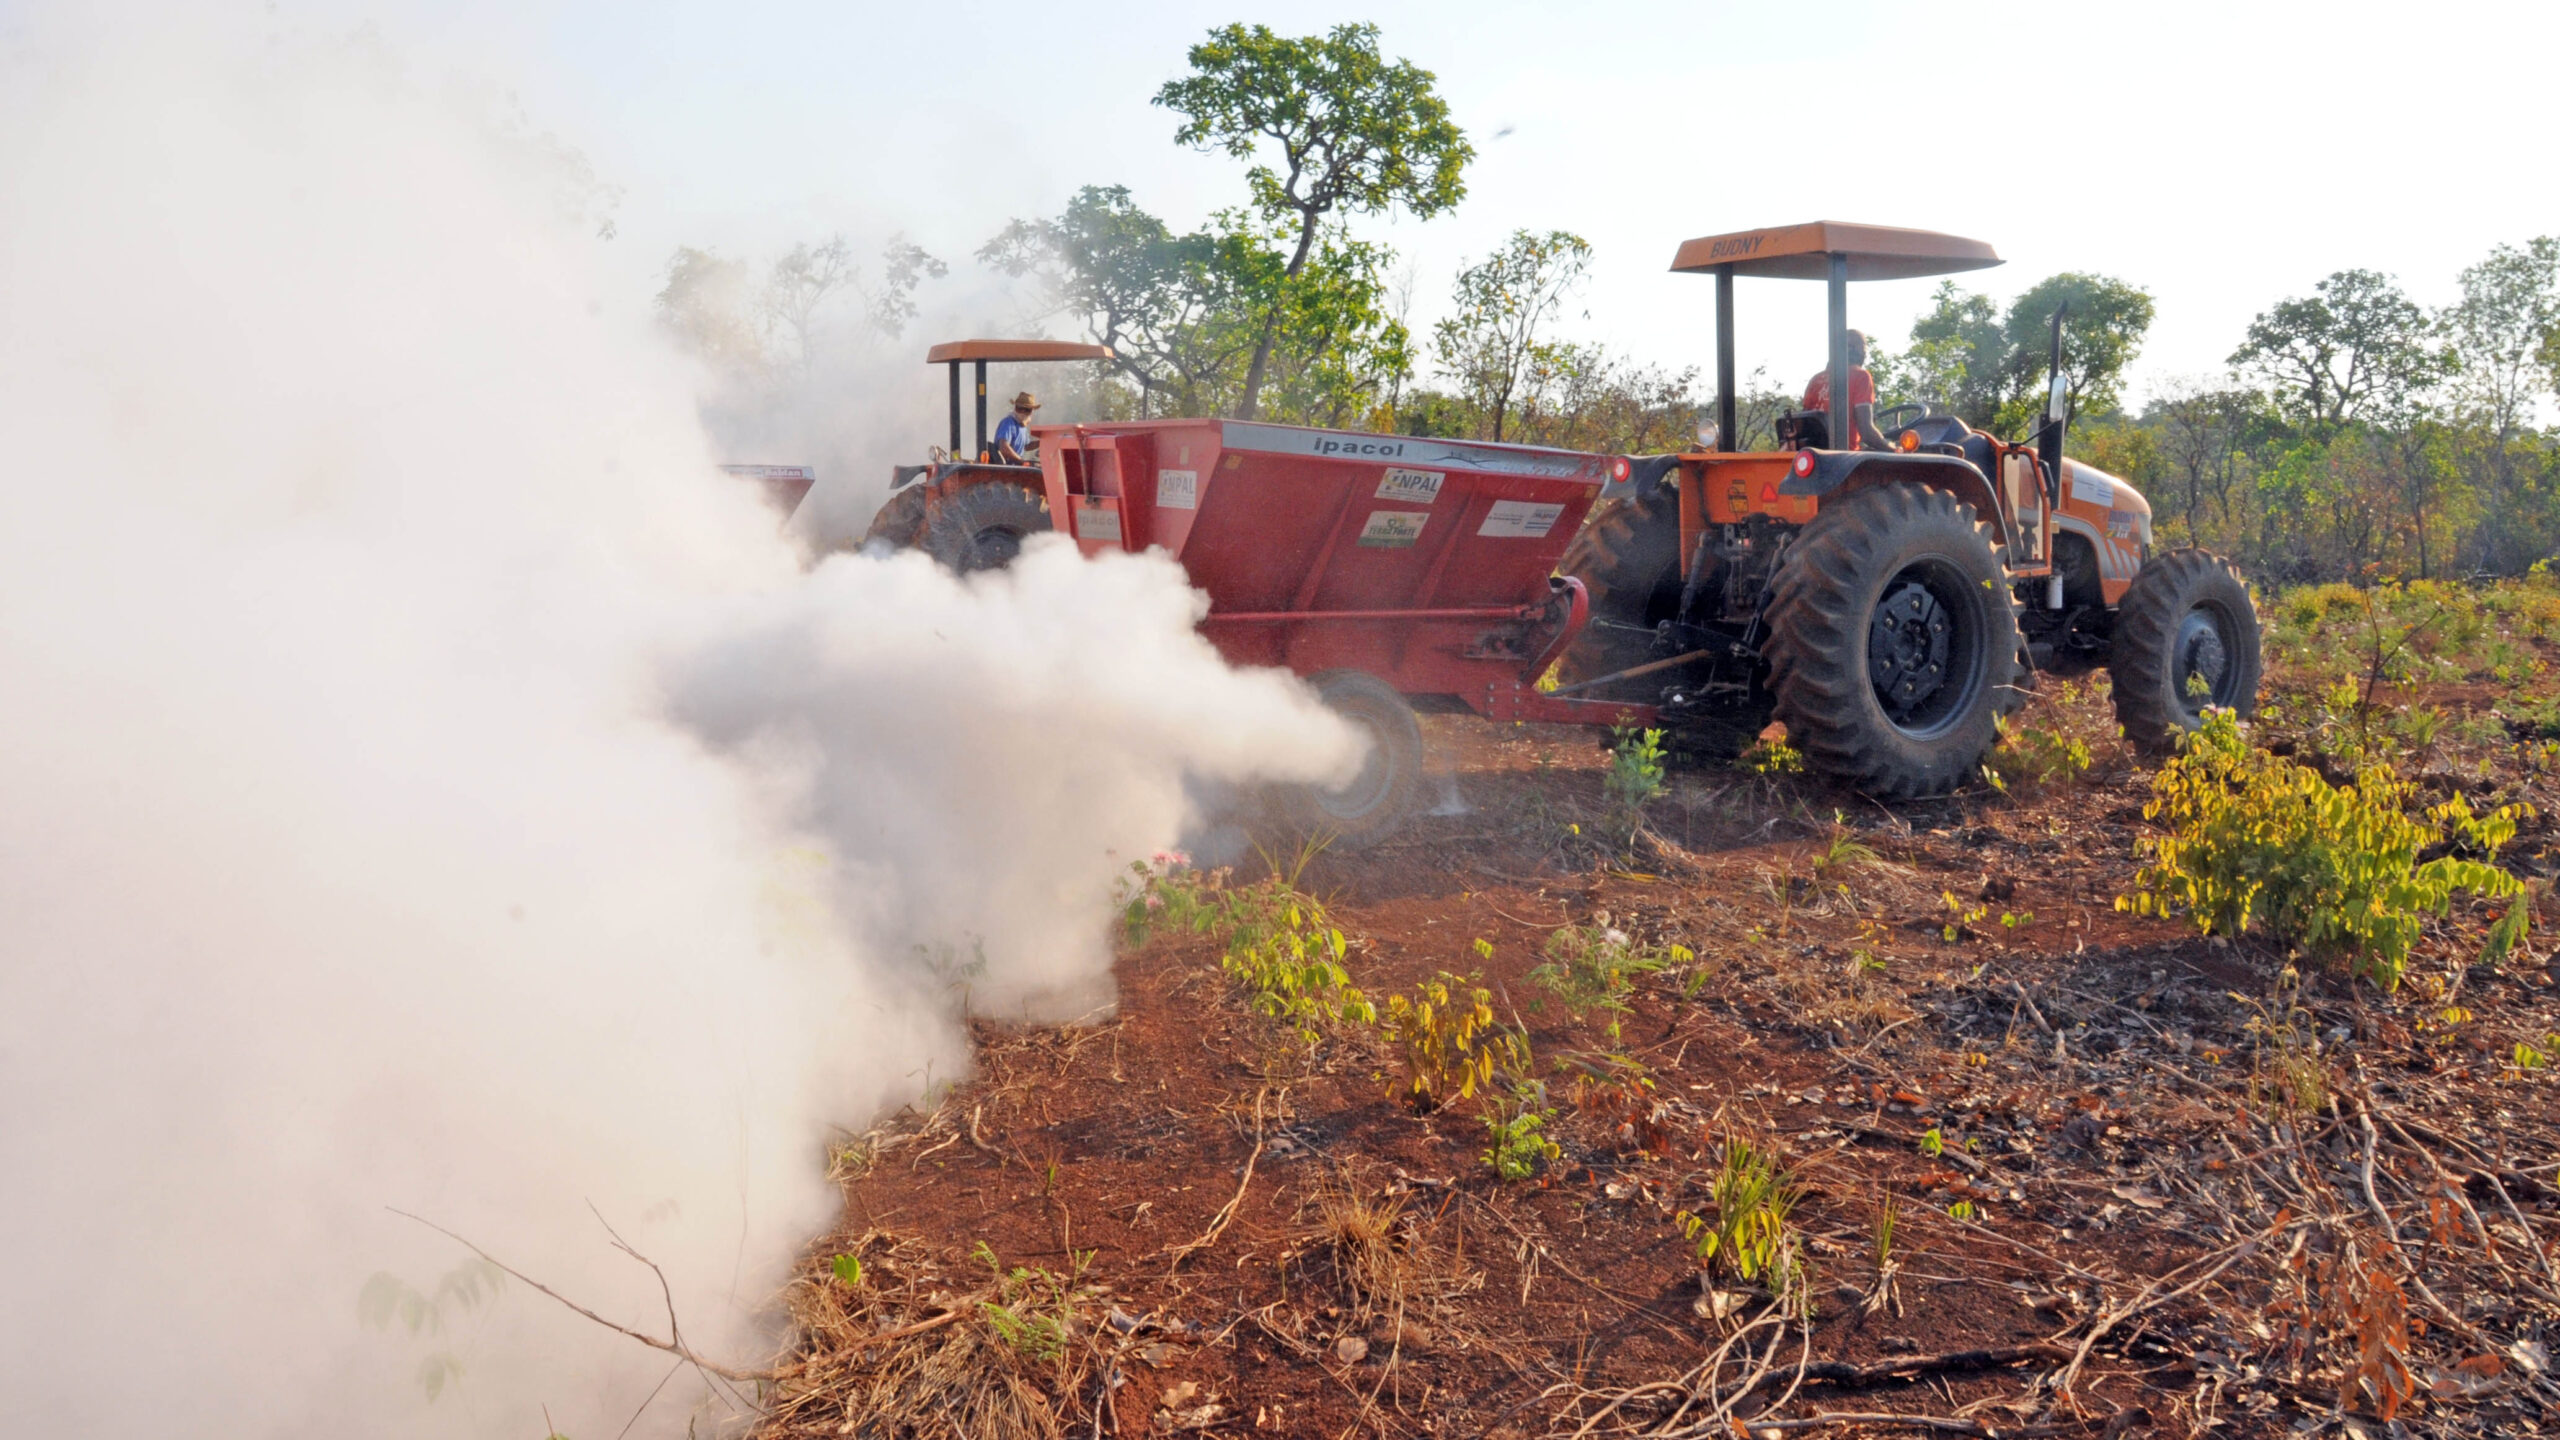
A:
[
  {"xmin": 980, "ymin": 188, "xmax": 1406, "ymax": 425},
  {"xmin": 2147, "ymin": 376, "xmax": 2276, "ymax": 544},
  {"xmin": 1897, "ymin": 274, "xmax": 2150, "ymax": 433},
  {"xmin": 1155, "ymin": 22, "xmax": 1471, "ymax": 419},
  {"xmin": 2230, "ymin": 269, "xmax": 2445, "ymax": 430},
  {"xmin": 2447, "ymin": 237, "xmax": 2558, "ymax": 447},
  {"xmin": 981, "ymin": 186, "xmax": 1228, "ymax": 412},
  {"xmin": 1433, "ymin": 230, "xmax": 1591, "ymax": 442},
  {"xmin": 656, "ymin": 247, "xmax": 765, "ymax": 375},
  {"xmin": 1995, "ymin": 272, "xmax": 2154, "ymax": 431},
  {"xmin": 1903, "ymin": 281, "xmax": 2007, "ymax": 427}
]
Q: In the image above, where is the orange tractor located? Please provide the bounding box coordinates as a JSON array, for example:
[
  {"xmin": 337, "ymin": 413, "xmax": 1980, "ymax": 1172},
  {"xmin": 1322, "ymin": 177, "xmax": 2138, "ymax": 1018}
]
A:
[
  {"xmin": 856, "ymin": 339, "xmax": 1113, "ymax": 570},
  {"xmin": 1551, "ymin": 221, "xmax": 2260, "ymax": 795}
]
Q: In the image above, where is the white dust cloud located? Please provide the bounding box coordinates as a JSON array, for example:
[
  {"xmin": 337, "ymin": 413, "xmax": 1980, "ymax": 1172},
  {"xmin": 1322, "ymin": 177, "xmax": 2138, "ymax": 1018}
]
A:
[{"xmin": 0, "ymin": 12, "xmax": 1356, "ymax": 1438}]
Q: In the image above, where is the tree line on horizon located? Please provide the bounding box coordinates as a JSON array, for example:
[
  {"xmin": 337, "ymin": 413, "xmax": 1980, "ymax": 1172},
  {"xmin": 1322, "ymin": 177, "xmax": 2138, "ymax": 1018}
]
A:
[{"xmin": 651, "ymin": 21, "xmax": 2560, "ymax": 586}]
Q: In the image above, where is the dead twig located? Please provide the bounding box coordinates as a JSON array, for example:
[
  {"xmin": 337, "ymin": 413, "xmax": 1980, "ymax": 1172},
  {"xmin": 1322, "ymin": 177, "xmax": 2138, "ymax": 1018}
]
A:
[
  {"xmin": 1164, "ymin": 1088, "xmax": 1266, "ymax": 1272},
  {"xmin": 387, "ymin": 1207, "xmax": 773, "ymax": 1385}
]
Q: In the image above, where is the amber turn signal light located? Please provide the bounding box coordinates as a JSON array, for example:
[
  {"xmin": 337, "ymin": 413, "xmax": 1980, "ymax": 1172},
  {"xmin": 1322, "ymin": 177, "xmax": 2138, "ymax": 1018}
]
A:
[{"xmin": 1898, "ymin": 429, "xmax": 1921, "ymax": 452}]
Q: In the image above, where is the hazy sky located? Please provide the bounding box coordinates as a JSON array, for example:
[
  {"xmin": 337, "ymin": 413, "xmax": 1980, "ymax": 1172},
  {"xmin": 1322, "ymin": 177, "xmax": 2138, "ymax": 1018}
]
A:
[{"xmin": 384, "ymin": 0, "xmax": 2558, "ymax": 411}]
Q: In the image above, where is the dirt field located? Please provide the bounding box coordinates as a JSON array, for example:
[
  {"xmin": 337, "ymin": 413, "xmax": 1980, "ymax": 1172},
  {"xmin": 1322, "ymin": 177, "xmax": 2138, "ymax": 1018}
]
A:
[{"xmin": 756, "ymin": 583, "xmax": 2560, "ymax": 1440}]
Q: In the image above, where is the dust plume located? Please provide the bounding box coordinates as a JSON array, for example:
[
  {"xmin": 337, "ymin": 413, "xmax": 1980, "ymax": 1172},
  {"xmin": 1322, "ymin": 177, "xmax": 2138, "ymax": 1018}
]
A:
[{"xmin": 0, "ymin": 12, "xmax": 1355, "ymax": 1438}]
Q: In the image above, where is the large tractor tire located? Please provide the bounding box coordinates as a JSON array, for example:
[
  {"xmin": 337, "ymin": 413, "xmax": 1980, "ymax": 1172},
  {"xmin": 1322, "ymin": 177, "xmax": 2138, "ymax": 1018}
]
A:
[
  {"xmin": 1284, "ymin": 669, "xmax": 1425, "ymax": 850},
  {"xmin": 860, "ymin": 484, "xmax": 930, "ymax": 552},
  {"xmin": 1551, "ymin": 481, "xmax": 1685, "ymax": 695},
  {"xmin": 921, "ymin": 481, "xmax": 1050, "ymax": 573},
  {"xmin": 2108, "ymin": 548, "xmax": 2261, "ymax": 751},
  {"xmin": 1763, "ymin": 483, "xmax": 2021, "ymax": 797}
]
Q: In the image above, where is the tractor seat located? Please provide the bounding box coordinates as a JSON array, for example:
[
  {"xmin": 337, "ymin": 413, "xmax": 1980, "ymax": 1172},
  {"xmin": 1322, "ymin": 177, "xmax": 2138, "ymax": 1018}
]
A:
[
  {"xmin": 1775, "ymin": 409, "xmax": 1831, "ymax": 450},
  {"xmin": 1961, "ymin": 432, "xmax": 1997, "ymax": 476}
]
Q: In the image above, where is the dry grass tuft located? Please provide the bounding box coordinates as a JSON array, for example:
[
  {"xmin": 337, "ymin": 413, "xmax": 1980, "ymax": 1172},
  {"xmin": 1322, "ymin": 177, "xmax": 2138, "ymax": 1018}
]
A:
[{"xmin": 761, "ymin": 1232, "xmax": 1094, "ymax": 1440}]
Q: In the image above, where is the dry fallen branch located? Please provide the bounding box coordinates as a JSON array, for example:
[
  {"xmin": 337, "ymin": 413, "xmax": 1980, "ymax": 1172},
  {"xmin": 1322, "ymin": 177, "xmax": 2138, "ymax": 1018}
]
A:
[
  {"xmin": 388, "ymin": 1207, "xmax": 774, "ymax": 1385},
  {"xmin": 1162, "ymin": 1086, "xmax": 1267, "ymax": 1272}
]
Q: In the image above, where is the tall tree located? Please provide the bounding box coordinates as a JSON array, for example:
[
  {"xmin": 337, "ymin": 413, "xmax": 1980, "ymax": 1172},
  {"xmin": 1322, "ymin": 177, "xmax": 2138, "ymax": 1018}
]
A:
[
  {"xmin": 2229, "ymin": 269, "xmax": 2443, "ymax": 430},
  {"xmin": 1432, "ymin": 230, "xmax": 1591, "ymax": 442},
  {"xmin": 656, "ymin": 247, "xmax": 764, "ymax": 374},
  {"xmin": 979, "ymin": 189, "xmax": 1405, "ymax": 424},
  {"xmin": 1902, "ymin": 281, "xmax": 2007, "ymax": 427},
  {"xmin": 1898, "ymin": 274, "xmax": 2151, "ymax": 433},
  {"xmin": 2445, "ymin": 237, "xmax": 2559, "ymax": 491},
  {"xmin": 761, "ymin": 236, "xmax": 855, "ymax": 370},
  {"xmin": 2148, "ymin": 375, "xmax": 2272, "ymax": 540},
  {"xmin": 1154, "ymin": 22, "xmax": 1471, "ymax": 419},
  {"xmin": 1997, "ymin": 272, "xmax": 2154, "ymax": 430}
]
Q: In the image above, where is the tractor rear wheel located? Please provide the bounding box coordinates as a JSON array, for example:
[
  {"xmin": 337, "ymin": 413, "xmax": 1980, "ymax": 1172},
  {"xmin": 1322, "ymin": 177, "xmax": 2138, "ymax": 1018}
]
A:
[
  {"xmin": 1762, "ymin": 483, "xmax": 2020, "ymax": 797},
  {"xmin": 2108, "ymin": 548, "xmax": 2261, "ymax": 751},
  {"xmin": 922, "ymin": 481, "xmax": 1050, "ymax": 573},
  {"xmin": 1551, "ymin": 481, "xmax": 1684, "ymax": 696},
  {"xmin": 1285, "ymin": 669, "xmax": 1424, "ymax": 850}
]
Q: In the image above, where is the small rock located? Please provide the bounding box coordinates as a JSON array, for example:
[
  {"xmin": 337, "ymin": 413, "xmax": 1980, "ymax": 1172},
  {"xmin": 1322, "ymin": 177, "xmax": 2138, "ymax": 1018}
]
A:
[
  {"xmin": 1880, "ymin": 1336, "xmax": 1918, "ymax": 1354},
  {"xmin": 1333, "ymin": 1335, "xmax": 1369, "ymax": 1365}
]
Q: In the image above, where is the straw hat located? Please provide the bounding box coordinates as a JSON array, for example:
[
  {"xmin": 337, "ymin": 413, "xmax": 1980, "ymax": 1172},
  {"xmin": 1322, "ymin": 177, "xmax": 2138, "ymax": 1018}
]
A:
[{"xmin": 1010, "ymin": 391, "xmax": 1041, "ymax": 411}]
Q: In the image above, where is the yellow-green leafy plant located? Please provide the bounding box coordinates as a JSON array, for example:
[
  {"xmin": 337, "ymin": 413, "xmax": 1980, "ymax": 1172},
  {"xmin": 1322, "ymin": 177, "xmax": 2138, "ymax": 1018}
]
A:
[
  {"xmin": 2117, "ymin": 709, "xmax": 2527, "ymax": 991},
  {"xmin": 1529, "ymin": 917, "xmax": 1689, "ymax": 1040},
  {"xmin": 1676, "ymin": 1135, "xmax": 1811, "ymax": 1314},
  {"xmin": 1380, "ymin": 964, "xmax": 1529, "ymax": 1113},
  {"xmin": 1209, "ymin": 879, "xmax": 1375, "ymax": 1040},
  {"xmin": 1603, "ymin": 725, "xmax": 1668, "ymax": 847},
  {"xmin": 1986, "ymin": 714, "xmax": 2093, "ymax": 794},
  {"xmin": 970, "ymin": 1240, "xmax": 1086, "ymax": 1362},
  {"xmin": 1480, "ymin": 1082, "xmax": 1561, "ymax": 1181},
  {"xmin": 1741, "ymin": 733, "xmax": 1805, "ymax": 775}
]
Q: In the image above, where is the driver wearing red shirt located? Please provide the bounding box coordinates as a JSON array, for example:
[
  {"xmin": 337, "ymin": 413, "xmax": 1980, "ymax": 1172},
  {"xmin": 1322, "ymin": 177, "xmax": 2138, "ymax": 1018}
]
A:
[{"xmin": 1803, "ymin": 329, "xmax": 1891, "ymax": 451}]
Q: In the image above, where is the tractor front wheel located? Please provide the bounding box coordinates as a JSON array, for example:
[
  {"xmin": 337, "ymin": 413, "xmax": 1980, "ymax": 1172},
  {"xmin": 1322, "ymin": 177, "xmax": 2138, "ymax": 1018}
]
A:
[
  {"xmin": 922, "ymin": 482, "xmax": 1050, "ymax": 573},
  {"xmin": 2108, "ymin": 548, "xmax": 2261, "ymax": 751},
  {"xmin": 1284, "ymin": 669, "xmax": 1424, "ymax": 850},
  {"xmin": 1762, "ymin": 483, "xmax": 2020, "ymax": 797},
  {"xmin": 1550, "ymin": 480, "xmax": 1684, "ymax": 696}
]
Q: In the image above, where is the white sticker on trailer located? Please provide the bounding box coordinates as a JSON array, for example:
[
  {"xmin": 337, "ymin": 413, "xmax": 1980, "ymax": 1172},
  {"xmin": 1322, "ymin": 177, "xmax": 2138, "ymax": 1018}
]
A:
[
  {"xmin": 1075, "ymin": 502, "xmax": 1122, "ymax": 542},
  {"xmin": 1375, "ymin": 467, "xmax": 1445, "ymax": 504},
  {"xmin": 1356, "ymin": 510, "xmax": 1429, "ymax": 548},
  {"xmin": 1478, "ymin": 500, "xmax": 1566, "ymax": 538},
  {"xmin": 1157, "ymin": 469, "xmax": 1198, "ymax": 508}
]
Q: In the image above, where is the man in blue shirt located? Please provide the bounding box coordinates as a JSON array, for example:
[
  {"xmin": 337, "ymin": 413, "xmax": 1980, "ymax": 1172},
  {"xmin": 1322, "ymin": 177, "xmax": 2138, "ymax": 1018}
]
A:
[{"xmin": 992, "ymin": 391, "xmax": 1040, "ymax": 464}]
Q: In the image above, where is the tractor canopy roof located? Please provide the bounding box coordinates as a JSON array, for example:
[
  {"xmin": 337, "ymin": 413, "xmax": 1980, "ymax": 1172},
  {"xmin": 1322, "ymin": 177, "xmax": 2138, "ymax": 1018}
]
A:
[
  {"xmin": 925, "ymin": 339, "xmax": 1115, "ymax": 364},
  {"xmin": 1669, "ymin": 222, "xmax": 2001, "ymax": 282}
]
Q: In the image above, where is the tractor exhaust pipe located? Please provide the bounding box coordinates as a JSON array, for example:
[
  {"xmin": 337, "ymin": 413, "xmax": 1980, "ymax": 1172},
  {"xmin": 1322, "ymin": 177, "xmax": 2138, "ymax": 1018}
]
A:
[{"xmin": 2037, "ymin": 303, "xmax": 2069, "ymax": 506}]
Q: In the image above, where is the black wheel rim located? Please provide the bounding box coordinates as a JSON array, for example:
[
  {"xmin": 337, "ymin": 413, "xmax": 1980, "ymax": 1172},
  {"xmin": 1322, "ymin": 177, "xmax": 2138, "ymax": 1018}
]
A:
[
  {"xmin": 2172, "ymin": 603, "xmax": 2241, "ymax": 716},
  {"xmin": 964, "ymin": 526, "xmax": 1025, "ymax": 571},
  {"xmin": 1315, "ymin": 717, "xmax": 1391, "ymax": 819},
  {"xmin": 1863, "ymin": 558, "xmax": 1987, "ymax": 738}
]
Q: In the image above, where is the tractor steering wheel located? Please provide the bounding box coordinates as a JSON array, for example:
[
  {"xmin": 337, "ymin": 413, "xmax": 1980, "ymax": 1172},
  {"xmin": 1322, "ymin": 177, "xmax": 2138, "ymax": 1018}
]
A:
[{"xmin": 1874, "ymin": 402, "xmax": 1931, "ymax": 437}]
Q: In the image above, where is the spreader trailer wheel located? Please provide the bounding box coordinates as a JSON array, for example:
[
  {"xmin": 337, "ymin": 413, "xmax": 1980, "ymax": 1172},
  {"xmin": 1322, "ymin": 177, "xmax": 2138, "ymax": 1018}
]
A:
[
  {"xmin": 2108, "ymin": 548, "xmax": 2261, "ymax": 751},
  {"xmin": 1761, "ymin": 482, "xmax": 2021, "ymax": 797},
  {"xmin": 1284, "ymin": 669, "xmax": 1425, "ymax": 850},
  {"xmin": 922, "ymin": 481, "xmax": 1050, "ymax": 573}
]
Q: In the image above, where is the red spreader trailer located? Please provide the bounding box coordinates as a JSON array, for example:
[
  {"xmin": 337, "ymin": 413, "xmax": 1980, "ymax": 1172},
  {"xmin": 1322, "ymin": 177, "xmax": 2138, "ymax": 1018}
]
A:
[{"xmin": 1030, "ymin": 417, "xmax": 1652, "ymax": 842}]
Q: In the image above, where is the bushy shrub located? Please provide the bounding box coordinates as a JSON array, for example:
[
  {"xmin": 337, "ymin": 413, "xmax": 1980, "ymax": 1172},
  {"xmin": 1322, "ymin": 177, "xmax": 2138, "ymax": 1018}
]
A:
[
  {"xmin": 1529, "ymin": 918, "xmax": 1688, "ymax": 1040},
  {"xmin": 2117, "ymin": 710, "xmax": 2526, "ymax": 990},
  {"xmin": 1381, "ymin": 965, "xmax": 1528, "ymax": 1112}
]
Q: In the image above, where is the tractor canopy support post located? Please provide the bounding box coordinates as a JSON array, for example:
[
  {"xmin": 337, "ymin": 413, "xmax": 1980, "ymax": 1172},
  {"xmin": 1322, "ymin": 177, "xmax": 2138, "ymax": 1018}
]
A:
[
  {"xmin": 1826, "ymin": 252, "xmax": 1849, "ymax": 454},
  {"xmin": 947, "ymin": 362, "xmax": 962, "ymax": 456},
  {"xmin": 1715, "ymin": 265, "xmax": 1736, "ymax": 453},
  {"xmin": 974, "ymin": 360, "xmax": 989, "ymax": 461}
]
